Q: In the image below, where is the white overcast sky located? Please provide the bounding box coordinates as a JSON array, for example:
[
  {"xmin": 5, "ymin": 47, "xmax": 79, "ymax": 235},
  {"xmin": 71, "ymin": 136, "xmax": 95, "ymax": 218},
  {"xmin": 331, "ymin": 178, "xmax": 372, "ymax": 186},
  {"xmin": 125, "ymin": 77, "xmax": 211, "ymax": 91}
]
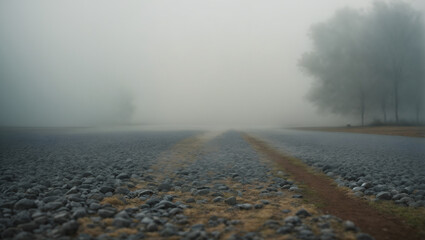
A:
[{"xmin": 0, "ymin": 0, "xmax": 424, "ymax": 127}]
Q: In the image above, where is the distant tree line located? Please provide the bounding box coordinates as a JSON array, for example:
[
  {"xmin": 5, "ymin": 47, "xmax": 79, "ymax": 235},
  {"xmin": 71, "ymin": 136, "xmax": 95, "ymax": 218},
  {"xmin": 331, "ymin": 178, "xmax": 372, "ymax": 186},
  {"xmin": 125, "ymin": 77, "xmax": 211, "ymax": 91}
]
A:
[{"xmin": 300, "ymin": 1, "xmax": 425, "ymax": 126}]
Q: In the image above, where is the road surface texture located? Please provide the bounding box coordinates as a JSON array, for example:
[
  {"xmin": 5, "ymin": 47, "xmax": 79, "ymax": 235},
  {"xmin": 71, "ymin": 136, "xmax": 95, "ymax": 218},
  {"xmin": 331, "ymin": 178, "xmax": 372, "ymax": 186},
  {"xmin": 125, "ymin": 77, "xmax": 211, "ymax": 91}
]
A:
[
  {"xmin": 253, "ymin": 129, "xmax": 425, "ymax": 207},
  {"xmin": 1, "ymin": 128, "xmax": 423, "ymax": 240}
]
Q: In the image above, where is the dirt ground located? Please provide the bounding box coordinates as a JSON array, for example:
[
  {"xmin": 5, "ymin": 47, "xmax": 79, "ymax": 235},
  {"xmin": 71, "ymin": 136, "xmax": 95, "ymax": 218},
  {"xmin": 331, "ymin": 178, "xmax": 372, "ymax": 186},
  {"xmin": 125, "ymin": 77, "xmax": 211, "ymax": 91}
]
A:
[
  {"xmin": 244, "ymin": 134, "xmax": 424, "ymax": 240},
  {"xmin": 295, "ymin": 126, "xmax": 425, "ymax": 138}
]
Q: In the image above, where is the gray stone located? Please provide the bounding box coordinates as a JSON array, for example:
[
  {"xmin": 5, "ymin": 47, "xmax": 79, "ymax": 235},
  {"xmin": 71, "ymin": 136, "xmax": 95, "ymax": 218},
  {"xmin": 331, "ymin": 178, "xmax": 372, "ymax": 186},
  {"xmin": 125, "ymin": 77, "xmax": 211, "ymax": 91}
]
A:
[
  {"xmin": 196, "ymin": 189, "xmax": 210, "ymax": 195},
  {"xmin": 61, "ymin": 220, "xmax": 79, "ymax": 235},
  {"xmin": 141, "ymin": 217, "xmax": 153, "ymax": 225},
  {"xmin": 54, "ymin": 212, "xmax": 70, "ymax": 224},
  {"xmin": 238, "ymin": 203, "xmax": 253, "ymax": 210},
  {"xmin": 98, "ymin": 208, "xmax": 116, "ymax": 218},
  {"xmin": 356, "ymin": 233, "xmax": 375, "ymax": 240},
  {"xmin": 88, "ymin": 193, "xmax": 104, "ymax": 201},
  {"xmin": 400, "ymin": 197, "xmax": 412, "ymax": 203},
  {"xmin": 264, "ymin": 220, "xmax": 280, "ymax": 229},
  {"xmin": 66, "ymin": 186, "xmax": 79, "ymax": 195},
  {"xmin": 191, "ymin": 224, "xmax": 205, "ymax": 230},
  {"xmin": 116, "ymin": 173, "xmax": 130, "ymax": 179},
  {"xmin": 353, "ymin": 187, "xmax": 365, "ymax": 192},
  {"xmin": 284, "ymin": 216, "xmax": 301, "ymax": 225},
  {"xmin": 161, "ymin": 224, "xmax": 178, "ymax": 237},
  {"xmin": 14, "ymin": 199, "xmax": 36, "ymax": 210},
  {"xmin": 31, "ymin": 211, "xmax": 46, "ymax": 221},
  {"xmin": 13, "ymin": 211, "xmax": 31, "ymax": 225},
  {"xmin": 18, "ymin": 222, "xmax": 38, "ymax": 232},
  {"xmin": 128, "ymin": 233, "xmax": 145, "ymax": 240},
  {"xmin": 213, "ymin": 197, "xmax": 223, "ymax": 203},
  {"xmin": 344, "ymin": 220, "xmax": 357, "ymax": 231},
  {"xmin": 49, "ymin": 228, "xmax": 63, "ymax": 238},
  {"xmin": 169, "ymin": 208, "xmax": 182, "ymax": 215},
  {"xmin": 138, "ymin": 190, "xmax": 154, "ymax": 196},
  {"xmin": 254, "ymin": 204, "xmax": 264, "ymax": 209},
  {"xmin": 115, "ymin": 187, "xmax": 130, "ymax": 194},
  {"xmin": 82, "ymin": 172, "xmax": 93, "ymax": 177},
  {"xmin": 33, "ymin": 216, "xmax": 48, "ymax": 225},
  {"xmin": 99, "ymin": 186, "xmax": 114, "ymax": 194},
  {"xmin": 155, "ymin": 200, "xmax": 176, "ymax": 209},
  {"xmin": 392, "ymin": 193, "xmax": 407, "ymax": 200},
  {"xmin": 364, "ymin": 190, "xmax": 374, "ymax": 196},
  {"xmin": 298, "ymin": 229, "xmax": 315, "ymax": 239},
  {"xmin": 289, "ymin": 186, "xmax": 301, "ymax": 192},
  {"xmin": 42, "ymin": 196, "xmax": 58, "ymax": 203},
  {"xmin": 68, "ymin": 194, "xmax": 84, "ymax": 202},
  {"xmin": 146, "ymin": 197, "xmax": 161, "ymax": 206},
  {"xmin": 72, "ymin": 208, "xmax": 87, "ymax": 219},
  {"xmin": 211, "ymin": 192, "xmax": 224, "ymax": 197},
  {"xmin": 113, "ymin": 217, "xmax": 132, "ymax": 228},
  {"xmin": 115, "ymin": 210, "xmax": 130, "ymax": 219},
  {"xmin": 224, "ymin": 196, "xmax": 237, "ymax": 205},
  {"xmin": 376, "ymin": 192, "xmax": 392, "ymax": 200},
  {"xmin": 43, "ymin": 201, "xmax": 63, "ymax": 211},
  {"xmin": 296, "ymin": 209, "xmax": 311, "ymax": 218},
  {"xmin": 13, "ymin": 231, "xmax": 33, "ymax": 240},
  {"xmin": 186, "ymin": 230, "xmax": 201, "ymax": 240},
  {"xmin": 318, "ymin": 222, "xmax": 331, "ymax": 229},
  {"xmin": 70, "ymin": 201, "xmax": 82, "ymax": 208},
  {"xmin": 146, "ymin": 222, "xmax": 158, "ymax": 232},
  {"xmin": 276, "ymin": 225, "xmax": 293, "ymax": 234},
  {"xmin": 321, "ymin": 231, "xmax": 336, "ymax": 240},
  {"xmin": 158, "ymin": 183, "xmax": 172, "ymax": 191},
  {"xmin": 2, "ymin": 227, "xmax": 18, "ymax": 238},
  {"xmin": 89, "ymin": 203, "xmax": 101, "ymax": 210},
  {"xmin": 134, "ymin": 212, "xmax": 145, "ymax": 219}
]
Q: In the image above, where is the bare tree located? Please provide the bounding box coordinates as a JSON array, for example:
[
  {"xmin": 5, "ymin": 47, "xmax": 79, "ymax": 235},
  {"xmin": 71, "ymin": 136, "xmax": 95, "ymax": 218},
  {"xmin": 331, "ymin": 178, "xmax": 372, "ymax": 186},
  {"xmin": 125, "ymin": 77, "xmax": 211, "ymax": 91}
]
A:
[
  {"xmin": 370, "ymin": 2, "xmax": 423, "ymax": 123},
  {"xmin": 300, "ymin": 8, "xmax": 369, "ymax": 126},
  {"xmin": 300, "ymin": 2, "xmax": 425, "ymax": 126}
]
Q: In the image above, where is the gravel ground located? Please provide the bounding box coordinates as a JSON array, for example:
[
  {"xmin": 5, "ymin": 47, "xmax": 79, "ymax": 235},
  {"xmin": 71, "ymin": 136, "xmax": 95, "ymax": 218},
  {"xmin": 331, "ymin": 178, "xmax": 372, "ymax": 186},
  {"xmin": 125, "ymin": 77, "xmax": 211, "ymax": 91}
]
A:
[
  {"xmin": 254, "ymin": 129, "xmax": 425, "ymax": 207},
  {"xmin": 0, "ymin": 130, "xmax": 373, "ymax": 240},
  {"xmin": 0, "ymin": 130, "xmax": 195, "ymax": 239}
]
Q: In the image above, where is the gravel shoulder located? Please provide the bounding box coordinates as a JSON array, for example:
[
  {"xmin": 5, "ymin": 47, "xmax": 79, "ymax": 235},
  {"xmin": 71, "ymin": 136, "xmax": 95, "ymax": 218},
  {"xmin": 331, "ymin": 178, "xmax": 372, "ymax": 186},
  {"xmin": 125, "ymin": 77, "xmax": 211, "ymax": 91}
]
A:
[
  {"xmin": 294, "ymin": 126, "xmax": 425, "ymax": 138},
  {"xmin": 244, "ymin": 134, "xmax": 424, "ymax": 240},
  {"xmin": 255, "ymin": 129, "xmax": 425, "ymax": 209}
]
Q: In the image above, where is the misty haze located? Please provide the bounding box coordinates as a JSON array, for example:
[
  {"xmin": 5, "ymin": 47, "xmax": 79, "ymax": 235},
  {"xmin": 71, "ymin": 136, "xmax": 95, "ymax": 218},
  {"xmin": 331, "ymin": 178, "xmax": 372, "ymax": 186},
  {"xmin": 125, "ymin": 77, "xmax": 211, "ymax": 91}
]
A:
[{"xmin": 1, "ymin": 1, "xmax": 425, "ymax": 240}]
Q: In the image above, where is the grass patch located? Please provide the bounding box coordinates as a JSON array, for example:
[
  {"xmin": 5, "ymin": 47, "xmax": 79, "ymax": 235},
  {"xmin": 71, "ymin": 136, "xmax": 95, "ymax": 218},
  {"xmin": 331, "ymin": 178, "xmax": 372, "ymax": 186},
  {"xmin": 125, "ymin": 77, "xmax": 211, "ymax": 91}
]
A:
[
  {"xmin": 77, "ymin": 217, "xmax": 107, "ymax": 237},
  {"xmin": 100, "ymin": 195, "xmax": 145, "ymax": 211},
  {"xmin": 80, "ymin": 226, "xmax": 104, "ymax": 237},
  {"xmin": 108, "ymin": 228, "xmax": 138, "ymax": 237},
  {"xmin": 179, "ymin": 178, "xmax": 323, "ymax": 239},
  {"xmin": 298, "ymin": 184, "xmax": 327, "ymax": 209},
  {"xmin": 101, "ymin": 195, "xmax": 126, "ymax": 207},
  {"xmin": 369, "ymin": 200, "xmax": 425, "ymax": 237}
]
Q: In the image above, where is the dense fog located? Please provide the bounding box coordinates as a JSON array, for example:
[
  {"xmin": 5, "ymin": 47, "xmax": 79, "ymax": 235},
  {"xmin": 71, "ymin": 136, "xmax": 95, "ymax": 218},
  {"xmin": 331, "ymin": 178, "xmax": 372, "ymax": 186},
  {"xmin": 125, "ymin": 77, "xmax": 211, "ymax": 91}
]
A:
[
  {"xmin": 1, "ymin": 0, "xmax": 424, "ymax": 128},
  {"xmin": 300, "ymin": 2, "xmax": 425, "ymax": 126}
]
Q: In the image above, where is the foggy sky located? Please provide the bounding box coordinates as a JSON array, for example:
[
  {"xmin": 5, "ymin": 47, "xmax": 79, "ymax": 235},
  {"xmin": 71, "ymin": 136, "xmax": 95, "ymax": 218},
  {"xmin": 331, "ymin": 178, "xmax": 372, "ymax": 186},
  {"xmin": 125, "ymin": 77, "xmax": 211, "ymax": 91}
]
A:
[{"xmin": 1, "ymin": 0, "xmax": 424, "ymax": 128}]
